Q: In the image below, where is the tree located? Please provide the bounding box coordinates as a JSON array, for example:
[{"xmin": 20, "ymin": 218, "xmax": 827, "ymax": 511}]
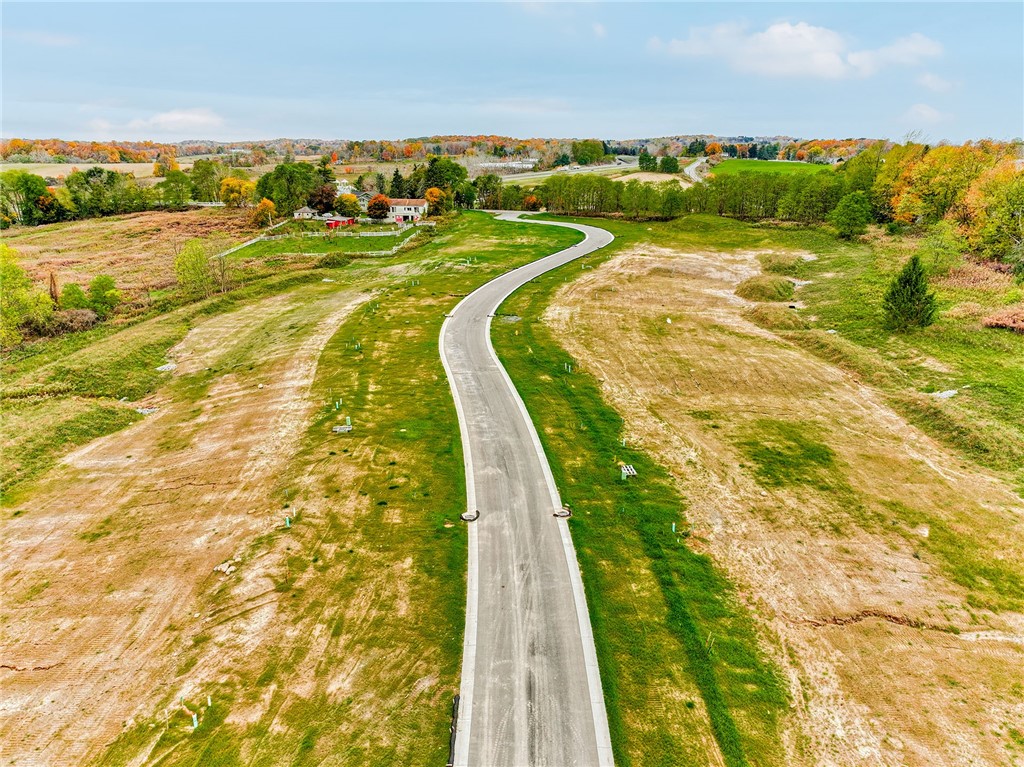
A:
[
  {"xmin": 220, "ymin": 176, "xmax": 256, "ymax": 207},
  {"xmin": 250, "ymin": 198, "xmax": 276, "ymax": 228},
  {"xmin": 153, "ymin": 152, "xmax": 179, "ymax": 177},
  {"xmin": 523, "ymin": 194, "xmax": 542, "ymax": 212},
  {"xmin": 883, "ymin": 254, "xmax": 937, "ymax": 331},
  {"xmin": 424, "ymin": 187, "xmax": 448, "ymax": 215},
  {"xmin": 366, "ymin": 194, "xmax": 390, "ymax": 220},
  {"xmin": 88, "ymin": 275, "xmax": 120, "ymax": 319},
  {"xmin": 336, "ymin": 193, "xmax": 361, "ymax": 218},
  {"xmin": 658, "ymin": 156, "xmax": 680, "ymax": 174},
  {"xmin": 254, "ymin": 162, "xmax": 320, "ymax": 214},
  {"xmin": 424, "ymin": 156, "xmax": 468, "ymax": 190},
  {"xmin": 827, "ymin": 191, "xmax": 872, "ymax": 238},
  {"xmin": 553, "ymin": 153, "xmax": 571, "ymax": 167},
  {"xmin": 390, "ymin": 168, "xmax": 406, "ymax": 198},
  {"xmin": 638, "ymin": 150, "xmax": 657, "ymax": 171},
  {"xmin": 308, "ymin": 183, "xmax": 338, "ymax": 214},
  {"xmin": 60, "ymin": 283, "xmax": 90, "ymax": 309},
  {"xmin": 156, "ymin": 170, "xmax": 192, "ymax": 208},
  {"xmin": 1, "ymin": 243, "xmax": 53, "ymax": 347},
  {"xmin": 571, "ymin": 139, "xmax": 604, "ymax": 165},
  {"xmin": 474, "ymin": 174, "xmax": 502, "ymax": 209},
  {"xmin": 190, "ymin": 159, "xmax": 224, "ymax": 202},
  {"xmin": 175, "ymin": 239, "xmax": 214, "ymax": 297},
  {"xmin": 705, "ymin": 142, "xmax": 723, "ymax": 156}
]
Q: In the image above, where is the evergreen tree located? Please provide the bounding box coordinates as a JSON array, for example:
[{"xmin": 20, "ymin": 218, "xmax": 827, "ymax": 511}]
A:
[
  {"xmin": 882, "ymin": 254, "xmax": 937, "ymax": 331},
  {"xmin": 390, "ymin": 168, "xmax": 406, "ymax": 198}
]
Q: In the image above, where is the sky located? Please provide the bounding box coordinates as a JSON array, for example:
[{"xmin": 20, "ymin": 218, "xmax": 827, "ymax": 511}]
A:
[{"xmin": 2, "ymin": 1, "xmax": 1021, "ymax": 144}]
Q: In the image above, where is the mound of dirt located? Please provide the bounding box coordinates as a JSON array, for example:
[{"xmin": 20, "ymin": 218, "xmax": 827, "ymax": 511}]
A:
[
  {"xmin": 735, "ymin": 274, "xmax": 795, "ymax": 301},
  {"xmin": 744, "ymin": 302, "xmax": 808, "ymax": 330}
]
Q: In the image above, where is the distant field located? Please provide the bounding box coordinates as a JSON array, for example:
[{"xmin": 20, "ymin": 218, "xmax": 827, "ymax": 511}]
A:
[{"xmin": 711, "ymin": 159, "xmax": 834, "ymax": 175}]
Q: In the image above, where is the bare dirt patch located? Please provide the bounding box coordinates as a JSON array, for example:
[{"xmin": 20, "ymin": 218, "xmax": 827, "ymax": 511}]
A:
[
  {"xmin": 4, "ymin": 208, "xmax": 258, "ymax": 292},
  {"xmin": 0, "ymin": 284, "xmax": 365, "ymax": 766},
  {"xmin": 546, "ymin": 246, "xmax": 1024, "ymax": 766}
]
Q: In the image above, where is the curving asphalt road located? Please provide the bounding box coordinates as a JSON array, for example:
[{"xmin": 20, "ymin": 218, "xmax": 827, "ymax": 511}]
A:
[
  {"xmin": 440, "ymin": 213, "xmax": 615, "ymax": 766},
  {"xmin": 683, "ymin": 156, "xmax": 708, "ymax": 184}
]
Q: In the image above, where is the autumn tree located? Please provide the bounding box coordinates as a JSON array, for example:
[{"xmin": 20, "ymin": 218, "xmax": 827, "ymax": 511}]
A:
[
  {"xmin": 250, "ymin": 198, "xmax": 276, "ymax": 228},
  {"xmin": 175, "ymin": 239, "xmax": 214, "ymax": 297},
  {"xmin": 705, "ymin": 142, "xmax": 723, "ymax": 156},
  {"xmin": 220, "ymin": 176, "xmax": 256, "ymax": 207},
  {"xmin": 522, "ymin": 194, "xmax": 542, "ymax": 211},
  {"xmin": 424, "ymin": 186, "xmax": 447, "ymax": 215},
  {"xmin": 308, "ymin": 183, "xmax": 338, "ymax": 214},
  {"xmin": 962, "ymin": 161, "xmax": 1024, "ymax": 264},
  {"xmin": 366, "ymin": 194, "xmax": 390, "ymax": 220},
  {"xmin": 336, "ymin": 193, "xmax": 361, "ymax": 218},
  {"xmin": 153, "ymin": 152, "xmax": 179, "ymax": 177},
  {"xmin": 883, "ymin": 254, "xmax": 937, "ymax": 331}
]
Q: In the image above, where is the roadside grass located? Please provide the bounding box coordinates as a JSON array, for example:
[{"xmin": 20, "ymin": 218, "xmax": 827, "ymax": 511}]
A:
[
  {"xmin": 710, "ymin": 159, "xmax": 834, "ymax": 176},
  {"xmin": 98, "ymin": 211, "xmax": 584, "ymax": 766},
  {"xmin": 493, "ymin": 241, "xmax": 789, "ymax": 765}
]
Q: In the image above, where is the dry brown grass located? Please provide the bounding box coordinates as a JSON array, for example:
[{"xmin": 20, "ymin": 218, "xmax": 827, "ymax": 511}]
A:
[
  {"xmin": 3, "ymin": 208, "xmax": 258, "ymax": 293},
  {"xmin": 982, "ymin": 303, "xmax": 1024, "ymax": 333},
  {"xmin": 545, "ymin": 246, "xmax": 1024, "ymax": 766},
  {"xmin": 936, "ymin": 261, "xmax": 1014, "ymax": 292}
]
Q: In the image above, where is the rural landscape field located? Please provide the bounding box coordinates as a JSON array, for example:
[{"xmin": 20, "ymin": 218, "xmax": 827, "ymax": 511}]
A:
[{"xmin": 2, "ymin": 2, "xmax": 1022, "ymax": 766}]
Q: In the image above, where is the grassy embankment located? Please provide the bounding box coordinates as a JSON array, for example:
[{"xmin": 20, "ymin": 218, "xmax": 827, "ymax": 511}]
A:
[
  {"xmin": 95, "ymin": 212, "xmax": 583, "ymax": 766},
  {"xmin": 494, "ymin": 217, "xmax": 791, "ymax": 767}
]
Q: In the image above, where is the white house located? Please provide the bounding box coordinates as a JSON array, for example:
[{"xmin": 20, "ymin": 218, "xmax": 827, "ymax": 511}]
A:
[
  {"xmin": 293, "ymin": 206, "xmax": 315, "ymax": 219},
  {"xmin": 387, "ymin": 198, "xmax": 428, "ymax": 222}
]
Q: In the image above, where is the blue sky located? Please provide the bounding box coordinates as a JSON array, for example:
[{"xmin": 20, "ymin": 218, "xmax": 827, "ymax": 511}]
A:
[{"xmin": 2, "ymin": 2, "xmax": 1021, "ymax": 143}]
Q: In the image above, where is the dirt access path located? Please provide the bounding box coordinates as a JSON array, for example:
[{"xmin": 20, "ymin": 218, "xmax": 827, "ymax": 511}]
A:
[
  {"xmin": 0, "ymin": 282, "xmax": 366, "ymax": 766},
  {"xmin": 545, "ymin": 246, "xmax": 1024, "ymax": 766}
]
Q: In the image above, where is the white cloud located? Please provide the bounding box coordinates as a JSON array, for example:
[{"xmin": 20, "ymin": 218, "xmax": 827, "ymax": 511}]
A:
[
  {"xmin": 651, "ymin": 21, "xmax": 942, "ymax": 80},
  {"xmin": 902, "ymin": 102, "xmax": 950, "ymax": 124},
  {"xmin": 85, "ymin": 108, "xmax": 226, "ymax": 139},
  {"xmin": 917, "ymin": 72, "xmax": 953, "ymax": 92},
  {"xmin": 4, "ymin": 29, "xmax": 79, "ymax": 47},
  {"xmin": 593, "ymin": 22, "xmax": 607, "ymax": 40},
  {"xmin": 127, "ymin": 108, "xmax": 226, "ymax": 133}
]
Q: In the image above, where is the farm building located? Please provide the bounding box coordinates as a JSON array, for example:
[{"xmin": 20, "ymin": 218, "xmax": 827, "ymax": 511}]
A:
[
  {"xmin": 293, "ymin": 206, "xmax": 315, "ymax": 219},
  {"xmin": 388, "ymin": 198, "xmax": 428, "ymax": 222}
]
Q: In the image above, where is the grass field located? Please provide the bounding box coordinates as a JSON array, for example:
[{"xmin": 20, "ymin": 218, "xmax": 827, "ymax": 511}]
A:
[
  {"xmin": 0, "ymin": 211, "xmax": 585, "ymax": 766},
  {"xmin": 527, "ymin": 212, "xmax": 1024, "ymax": 765},
  {"xmin": 711, "ymin": 159, "xmax": 834, "ymax": 175}
]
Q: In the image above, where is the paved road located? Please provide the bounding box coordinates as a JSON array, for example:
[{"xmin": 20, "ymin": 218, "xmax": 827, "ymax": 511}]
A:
[
  {"xmin": 490, "ymin": 156, "xmax": 638, "ymax": 185},
  {"xmin": 440, "ymin": 213, "xmax": 615, "ymax": 767},
  {"xmin": 683, "ymin": 156, "xmax": 708, "ymax": 183}
]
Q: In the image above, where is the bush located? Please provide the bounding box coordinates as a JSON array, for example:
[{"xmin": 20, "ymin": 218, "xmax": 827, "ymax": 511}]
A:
[
  {"xmin": 883, "ymin": 253, "xmax": 937, "ymax": 331},
  {"xmin": 88, "ymin": 275, "xmax": 120, "ymax": 319},
  {"xmin": 60, "ymin": 283, "xmax": 90, "ymax": 309},
  {"xmin": 317, "ymin": 253, "xmax": 351, "ymax": 268},
  {"xmin": 51, "ymin": 308, "xmax": 99, "ymax": 334},
  {"xmin": 735, "ymin": 275, "xmax": 795, "ymax": 302}
]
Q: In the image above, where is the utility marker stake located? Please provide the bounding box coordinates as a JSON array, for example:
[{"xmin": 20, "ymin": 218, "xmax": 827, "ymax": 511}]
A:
[
  {"xmin": 285, "ymin": 516, "xmax": 291, "ymax": 528},
  {"xmin": 192, "ymin": 713, "xmax": 198, "ymax": 729}
]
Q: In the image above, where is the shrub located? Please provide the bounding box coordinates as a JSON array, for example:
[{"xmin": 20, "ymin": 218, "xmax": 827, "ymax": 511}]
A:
[
  {"xmin": 883, "ymin": 253, "xmax": 937, "ymax": 331},
  {"xmin": 735, "ymin": 275, "xmax": 795, "ymax": 302},
  {"xmin": 88, "ymin": 275, "xmax": 120, "ymax": 319},
  {"xmin": 60, "ymin": 283, "xmax": 90, "ymax": 309},
  {"xmin": 317, "ymin": 253, "xmax": 351, "ymax": 268},
  {"xmin": 51, "ymin": 308, "xmax": 99, "ymax": 334}
]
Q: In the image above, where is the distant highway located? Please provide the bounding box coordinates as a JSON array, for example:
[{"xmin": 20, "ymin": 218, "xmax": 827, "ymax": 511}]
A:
[{"xmin": 440, "ymin": 213, "xmax": 615, "ymax": 766}]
